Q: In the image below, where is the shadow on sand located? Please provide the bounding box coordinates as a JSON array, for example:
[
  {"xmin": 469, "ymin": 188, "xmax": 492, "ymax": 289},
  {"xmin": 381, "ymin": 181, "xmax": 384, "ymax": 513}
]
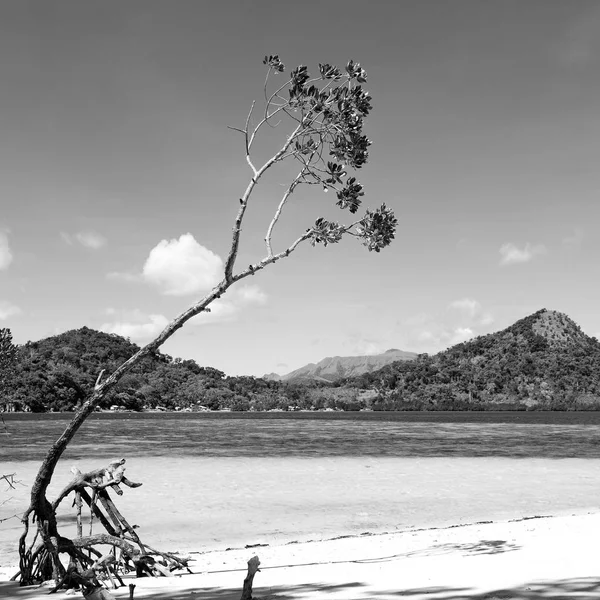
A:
[
  {"xmin": 129, "ymin": 576, "xmax": 600, "ymax": 599},
  {"xmin": 3, "ymin": 576, "xmax": 599, "ymax": 599}
]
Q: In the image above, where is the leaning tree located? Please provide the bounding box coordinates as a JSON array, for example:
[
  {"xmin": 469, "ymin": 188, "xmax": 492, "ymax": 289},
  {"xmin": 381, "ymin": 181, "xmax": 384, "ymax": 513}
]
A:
[{"xmin": 17, "ymin": 55, "xmax": 397, "ymax": 586}]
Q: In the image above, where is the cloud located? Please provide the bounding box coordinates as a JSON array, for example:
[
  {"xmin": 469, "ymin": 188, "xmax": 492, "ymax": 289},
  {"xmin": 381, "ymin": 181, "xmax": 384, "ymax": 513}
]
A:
[
  {"xmin": 499, "ymin": 242, "xmax": 546, "ymax": 266},
  {"xmin": 449, "ymin": 298, "xmax": 480, "ymax": 317},
  {"xmin": 76, "ymin": 231, "xmax": 107, "ymax": 249},
  {"xmin": 562, "ymin": 228, "xmax": 584, "ymax": 251},
  {"xmin": 61, "ymin": 231, "xmax": 107, "ymax": 249},
  {"xmin": 0, "ymin": 300, "xmax": 22, "ymax": 320},
  {"xmin": 100, "ymin": 309, "xmax": 169, "ymax": 340},
  {"xmin": 236, "ymin": 285, "xmax": 268, "ymax": 305},
  {"xmin": 398, "ymin": 299, "xmax": 497, "ymax": 353},
  {"xmin": 342, "ymin": 335, "xmax": 382, "ymax": 356},
  {"xmin": 417, "ymin": 326, "xmax": 474, "ymax": 348},
  {"xmin": 108, "ymin": 233, "xmax": 223, "ymax": 296},
  {"xmin": 142, "ymin": 233, "xmax": 223, "ymax": 296},
  {"xmin": 101, "ymin": 284, "xmax": 267, "ymax": 339},
  {"xmin": 0, "ymin": 232, "xmax": 13, "ymax": 270},
  {"xmin": 448, "ymin": 298, "xmax": 494, "ymax": 326},
  {"xmin": 190, "ymin": 284, "xmax": 268, "ymax": 326}
]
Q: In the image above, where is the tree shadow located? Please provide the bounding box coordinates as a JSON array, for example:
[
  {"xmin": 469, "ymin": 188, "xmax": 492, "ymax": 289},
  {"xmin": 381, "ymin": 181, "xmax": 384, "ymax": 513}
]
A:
[
  {"xmin": 0, "ymin": 581, "xmax": 55, "ymax": 598},
  {"xmin": 131, "ymin": 580, "xmax": 368, "ymax": 599},
  {"xmin": 124, "ymin": 577, "xmax": 600, "ymax": 599},
  {"xmin": 4, "ymin": 576, "xmax": 599, "ymax": 599},
  {"xmin": 387, "ymin": 577, "xmax": 600, "ymax": 599}
]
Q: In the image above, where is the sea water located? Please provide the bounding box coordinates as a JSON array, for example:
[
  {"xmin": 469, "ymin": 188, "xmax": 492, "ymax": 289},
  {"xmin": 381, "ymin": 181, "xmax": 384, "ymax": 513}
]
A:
[{"xmin": 1, "ymin": 412, "xmax": 600, "ymax": 569}]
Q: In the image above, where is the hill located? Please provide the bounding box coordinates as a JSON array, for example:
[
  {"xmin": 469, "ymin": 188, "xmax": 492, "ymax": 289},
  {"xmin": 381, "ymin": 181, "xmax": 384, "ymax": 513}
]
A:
[
  {"xmin": 349, "ymin": 309, "xmax": 600, "ymax": 411},
  {"xmin": 3, "ymin": 309, "xmax": 600, "ymax": 413},
  {"xmin": 265, "ymin": 348, "xmax": 417, "ymax": 382},
  {"xmin": 0, "ymin": 327, "xmax": 285, "ymax": 412}
]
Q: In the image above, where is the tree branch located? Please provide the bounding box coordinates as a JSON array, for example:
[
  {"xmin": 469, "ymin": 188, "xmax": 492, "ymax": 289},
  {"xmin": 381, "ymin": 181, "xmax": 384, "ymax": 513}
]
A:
[
  {"xmin": 233, "ymin": 230, "xmax": 312, "ymax": 283},
  {"xmin": 224, "ymin": 121, "xmax": 304, "ymax": 282},
  {"xmin": 264, "ymin": 168, "xmax": 307, "ymax": 257},
  {"xmin": 26, "ymin": 284, "xmax": 226, "ymax": 521}
]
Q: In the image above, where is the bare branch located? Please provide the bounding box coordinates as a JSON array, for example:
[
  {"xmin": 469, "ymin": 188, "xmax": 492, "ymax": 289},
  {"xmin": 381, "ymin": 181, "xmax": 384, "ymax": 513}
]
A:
[
  {"xmin": 227, "ymin": 126, "xmax": 246, "ymax": 135},
  {"xmin": 265, "ymin": 168, "xmax": 307, "ymax": 256},
  {"xmin": 248, "ymin": 104, "xmax": 287, "ymax": 150},
  {"xmin": 1, "ymin": 473, "xmax": 18, "ymax": 490},
  {"xmin": 244, "ymin": 101, "xmax": 255, "ymax": 148},
  {"xmin": 233, "ymin": 230, "xmax": 312, "ymax": 284},
  {"xmin": 94, "ymin": 369, "xmax": 105, "ymax": 390},
  {"xmin": 224, "ymin": 121, "xmax": 304, "ymax": 282}
]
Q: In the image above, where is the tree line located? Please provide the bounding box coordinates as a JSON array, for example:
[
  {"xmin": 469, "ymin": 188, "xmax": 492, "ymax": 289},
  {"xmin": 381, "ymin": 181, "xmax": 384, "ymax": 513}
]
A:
[{"xmin": 0, "ymin": 326, "xmax": 369, "ymax": 413}]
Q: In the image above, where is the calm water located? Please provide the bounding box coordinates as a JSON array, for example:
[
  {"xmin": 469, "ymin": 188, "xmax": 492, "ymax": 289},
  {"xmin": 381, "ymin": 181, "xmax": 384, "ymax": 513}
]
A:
[{"xmin": 2, "ymin": 411, "xmax": 600, "ymax": 461}]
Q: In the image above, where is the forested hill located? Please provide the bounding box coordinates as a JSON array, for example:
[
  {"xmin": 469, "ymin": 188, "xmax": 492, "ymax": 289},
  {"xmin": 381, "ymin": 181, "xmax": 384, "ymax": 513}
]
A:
[
  {"xmin": 1, "ymin": 327, "xmax": 289, "ymax": 412},
  {"xmin": 3, "ymin": 309, "xmax": 600, "ymax": 412},
  {"xmin": 348, "ymin": 309, "xmax": 600, "ymax": 410}
]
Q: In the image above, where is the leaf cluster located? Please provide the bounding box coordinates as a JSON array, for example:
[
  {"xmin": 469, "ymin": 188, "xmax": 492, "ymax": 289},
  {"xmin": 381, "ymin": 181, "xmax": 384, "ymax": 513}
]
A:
[{"xmin": 257, "ymin": 56, "xmax": 395, "ymax": 253}]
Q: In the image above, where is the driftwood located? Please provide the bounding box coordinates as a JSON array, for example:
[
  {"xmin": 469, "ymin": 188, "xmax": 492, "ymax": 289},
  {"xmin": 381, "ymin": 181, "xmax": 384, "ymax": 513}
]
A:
[
  {"xmin": 17, "ymin": 459, "xmax": 189, "ymax": 588},
  {"xmin": 240, "ymin": 556, "xmax": 260, "ymax": 600}
]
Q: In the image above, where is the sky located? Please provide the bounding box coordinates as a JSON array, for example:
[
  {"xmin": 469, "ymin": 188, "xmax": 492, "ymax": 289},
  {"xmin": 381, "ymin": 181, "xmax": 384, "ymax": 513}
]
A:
[{"xmin": 1, "ymin": 0, "xmax": 599, "ymax": 376}]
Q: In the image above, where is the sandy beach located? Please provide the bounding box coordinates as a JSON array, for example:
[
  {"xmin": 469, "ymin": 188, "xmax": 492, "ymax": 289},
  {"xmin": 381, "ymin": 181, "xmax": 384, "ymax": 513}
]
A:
[
  {"xmin": 2, "ymin": 456, "xmax": 600, "ymax": 598},
  {"xmin": 1, "ymin": 512, "xmax": 599, "ymax": 599}
]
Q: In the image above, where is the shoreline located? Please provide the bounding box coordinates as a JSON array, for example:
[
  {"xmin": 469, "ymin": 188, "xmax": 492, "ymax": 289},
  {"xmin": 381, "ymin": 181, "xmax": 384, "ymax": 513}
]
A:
[
  {"xmin": 4, "ymin": 456, "xmax": 600, "ymax": 569},
  {"xmin": 2, "ymin": 511, "xmax": 599, "ymax": 598}
]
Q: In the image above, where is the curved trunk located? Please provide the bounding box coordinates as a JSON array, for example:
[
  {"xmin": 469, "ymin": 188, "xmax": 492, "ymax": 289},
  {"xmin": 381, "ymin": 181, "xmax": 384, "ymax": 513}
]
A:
[{"xmin": 19, "ymin": 283, "xmax": 228, "ymax": 584}]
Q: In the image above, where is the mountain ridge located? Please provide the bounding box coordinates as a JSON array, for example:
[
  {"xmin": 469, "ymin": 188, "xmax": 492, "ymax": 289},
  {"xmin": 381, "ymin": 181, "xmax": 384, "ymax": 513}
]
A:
[{"xmin": 264, "ymin": 348, "xmax": 417, "ymax": 382}]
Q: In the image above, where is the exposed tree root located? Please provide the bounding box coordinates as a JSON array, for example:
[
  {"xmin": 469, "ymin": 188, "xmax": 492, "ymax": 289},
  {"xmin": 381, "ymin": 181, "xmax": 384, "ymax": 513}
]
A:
[{"xmin": 17, "ymin": 460, "xmax": 189, "ymax": 589}]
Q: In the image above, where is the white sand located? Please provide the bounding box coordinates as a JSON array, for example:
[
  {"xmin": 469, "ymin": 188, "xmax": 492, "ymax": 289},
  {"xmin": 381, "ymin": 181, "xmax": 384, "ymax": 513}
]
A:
[
  {"xmin": 1, "ymin": 513, "xmax": 599, "ymax": 598},
  {"xmin": 2, "ymin": 456, "xmax": 600, "ymax": 598}
]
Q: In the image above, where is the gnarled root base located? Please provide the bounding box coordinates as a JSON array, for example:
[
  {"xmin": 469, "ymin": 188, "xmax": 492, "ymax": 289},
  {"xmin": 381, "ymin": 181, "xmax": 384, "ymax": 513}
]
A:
[
  {"xmin": 18, "ymin": 531, "xmax": 189, "ymax": 589},
  {"xmin": 17, "ymin": 460, "xmax": 190, "ymax": 587}
]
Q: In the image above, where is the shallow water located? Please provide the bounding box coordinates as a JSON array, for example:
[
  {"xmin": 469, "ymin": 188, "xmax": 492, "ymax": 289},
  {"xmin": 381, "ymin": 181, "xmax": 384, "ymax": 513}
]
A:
[
  {"xmin": 2, "ymin": 456, "xmax": 599, "ymax": 567},
  {"xmin": 3, "ymin": 411, "xmax": 600, "ymax": 460},
  {"xmin": 2, "ymin": 413, "xmax": 600, "ymax": 570}
]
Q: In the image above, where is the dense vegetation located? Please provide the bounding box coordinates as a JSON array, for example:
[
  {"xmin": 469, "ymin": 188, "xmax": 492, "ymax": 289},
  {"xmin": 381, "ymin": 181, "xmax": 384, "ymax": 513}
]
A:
[
  {"xmin": 0, "ymin": 327, "xmax": 362, "ymax": 412},
  {"xmin": 347, "ymin": 309, "xmax": 600, "ymax": 411},
  {"xmin": 2, "ymin": 310, "xmax": 600, "ymax": 412}
]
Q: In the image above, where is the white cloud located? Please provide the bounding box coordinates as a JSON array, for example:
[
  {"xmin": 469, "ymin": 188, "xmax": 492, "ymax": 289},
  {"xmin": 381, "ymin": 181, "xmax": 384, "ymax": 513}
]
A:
[
  {"xmin": 61, "ymin": 231, "xmax": 107, "ymax": 249},
  {"xmin": 399, "ymin": 299, "xmax": 497, "ymax": 353},
  {"xmin": 0, "ymin": 300, "xmax": 21, "ymax": 320},
  {"xmin": 449, "ymin": 298, "xmax": 481, "ymax": 317},
  {"xmin": 452, "ymin": 327, "xmax": 474, "ymax": 344},
  {"xmin": 190, "ymin": 284, "xmax": 268, "ymax": 326},
  {"xmin": 417, "ymin": 326, "xmax": 474, "ymax": 347},
  {"xmin": 100, "ymin": 309, "xmax": 169, "ymax": 340},
  {"xmin": 0, "ymin": 232, "xmax": 13, "ymax": 270},
  {"xmin": 142, "ymin": 233, "xmax": 223, "ymax": 296},
  {"xmin": 499, "ymin": 242, "xmax": 546, "ymax": 266},
  {"xmin": 341, "ymin": 335, "xmax": 385, "ymax": 356},
  {"xmin": 236, "ymin": 285, "xmax": 268, "ymax": 305},
  {"xmin": 101, "ymin": 284, "xmax": 268, "ymax": 338},
  {"xmin": 448, "ymin": 298, "xmax": 494, "ymax": 326},
  {"xmin": 76, "ymin": 231, "xmax": 107, "ymax": 249},
  {"xmin": 359, "ymin": 342, "xmax": 383, "ymax": 356}
]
